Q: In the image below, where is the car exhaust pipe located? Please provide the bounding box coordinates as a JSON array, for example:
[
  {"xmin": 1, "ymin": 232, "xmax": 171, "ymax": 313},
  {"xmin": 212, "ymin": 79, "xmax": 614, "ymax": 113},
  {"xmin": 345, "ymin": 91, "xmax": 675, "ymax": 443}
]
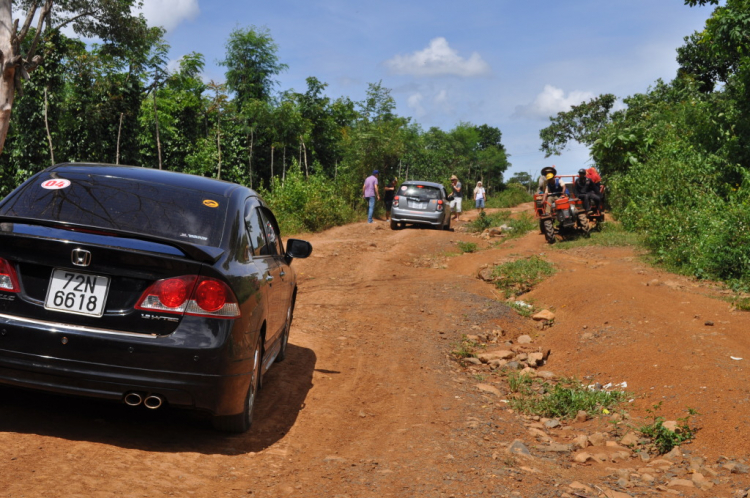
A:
[
  {"xmin": 144, "ymin": 394, "xmax": 163, "ymax": 410},
  {"xmin": 124, "ymin": 392, "xmax": 143, "ymax": 406}
]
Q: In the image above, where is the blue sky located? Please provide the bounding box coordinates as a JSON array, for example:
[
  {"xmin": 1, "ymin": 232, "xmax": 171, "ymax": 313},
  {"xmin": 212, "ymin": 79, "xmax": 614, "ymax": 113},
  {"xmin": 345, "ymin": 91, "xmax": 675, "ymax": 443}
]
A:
[{"xmin": 139, "ymin": 0, "xmax": 715, "ymax": 179}]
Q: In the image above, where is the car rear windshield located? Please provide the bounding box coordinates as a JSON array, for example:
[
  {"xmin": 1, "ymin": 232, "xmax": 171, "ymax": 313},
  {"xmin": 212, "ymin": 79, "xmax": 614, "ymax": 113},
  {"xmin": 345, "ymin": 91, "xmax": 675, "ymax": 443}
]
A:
[
  {"xmin": 398, "ymin": 184, "xmax": 442, "ymax": 200},
  {"xmin": 0, "ymin": 173, "xmax": 227, "ymax": 247}
]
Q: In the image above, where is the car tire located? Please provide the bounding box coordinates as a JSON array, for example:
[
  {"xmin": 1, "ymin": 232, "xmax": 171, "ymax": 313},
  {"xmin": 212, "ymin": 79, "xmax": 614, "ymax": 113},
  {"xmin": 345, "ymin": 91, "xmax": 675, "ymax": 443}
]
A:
[
  {"xmin": 390, "ymin": 219, "xmax": 399, "ymax": 230},
  {"xmin": 212, "ymin": 336, "xmax": 262, "ymax": 433},
  {"xmin": 276, "ymin": 302, "xmax": 293, "ymax": 363},
  {"xmin": 443, "ymin": 216, "xmax": 451, "ymax": 230}
]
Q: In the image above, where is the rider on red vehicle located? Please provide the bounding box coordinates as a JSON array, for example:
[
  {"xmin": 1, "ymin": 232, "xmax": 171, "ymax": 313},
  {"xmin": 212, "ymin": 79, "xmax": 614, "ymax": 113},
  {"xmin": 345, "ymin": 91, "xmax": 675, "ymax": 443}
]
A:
[{"xmin": 573, "ymin": 168, "xmax": 601, "ymax": 213}]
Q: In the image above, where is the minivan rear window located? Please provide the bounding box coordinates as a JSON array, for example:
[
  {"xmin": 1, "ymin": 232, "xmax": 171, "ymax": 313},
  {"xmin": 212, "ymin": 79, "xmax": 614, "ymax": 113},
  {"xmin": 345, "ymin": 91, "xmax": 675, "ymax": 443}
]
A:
[
  {"xmin": 0, "ymin": 173, "xmax": 226, "ymax": 247},
  {"xmin": 398, "ymin": 184, "xmax": 442, "ymax": 200}
]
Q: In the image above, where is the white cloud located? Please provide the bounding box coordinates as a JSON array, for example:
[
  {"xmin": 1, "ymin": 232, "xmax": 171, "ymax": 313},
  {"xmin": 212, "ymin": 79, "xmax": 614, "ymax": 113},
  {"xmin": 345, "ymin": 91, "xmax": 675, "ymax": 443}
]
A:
[
  {"xmin": 407, "ymin": 92, "xmax": 425, "ymax": 117},
  {"xmin": 384, "ymin": 37, "xmax": 491, "ymax": 78},
  {"xmin": 137, "ymin": 0, "xmax": 200, "ymax": 32},
  {"xmin": 513, "ymin": 85, "xmax": 595, "ymax": 120}
]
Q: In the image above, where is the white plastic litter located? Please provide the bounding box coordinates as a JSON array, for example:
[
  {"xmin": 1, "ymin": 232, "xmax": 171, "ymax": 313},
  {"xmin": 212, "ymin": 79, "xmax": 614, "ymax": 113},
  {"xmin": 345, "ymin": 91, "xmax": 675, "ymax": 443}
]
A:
[{"xmin": 730, "ymin": 356, "xmax": 743, "ymax": 361}]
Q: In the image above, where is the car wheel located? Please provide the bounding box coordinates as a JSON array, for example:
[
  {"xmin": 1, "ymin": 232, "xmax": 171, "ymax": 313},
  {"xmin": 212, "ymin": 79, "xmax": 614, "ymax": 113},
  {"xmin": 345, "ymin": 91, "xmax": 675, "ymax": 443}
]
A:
[
  {"xmin": 443, "ymin": 216, "xmax": 451, "ymax": 231},
  {"xmin": 390, "ymin": 219, "xmax": 399, "ymax": 230},
  {"xmin": 276, "ymin": 302, "xmax": 293, "ymax": 363},
  {"xmin": 212, "ymin": 336, "xmax": 262, "ymax": 433}
]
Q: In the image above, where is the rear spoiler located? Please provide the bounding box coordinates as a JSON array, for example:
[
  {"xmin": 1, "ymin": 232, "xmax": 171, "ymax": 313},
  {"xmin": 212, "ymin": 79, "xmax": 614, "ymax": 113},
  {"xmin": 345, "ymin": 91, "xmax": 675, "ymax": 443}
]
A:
[{"xmin": 0, "ymin": 216, "xmax": 225, "ymax": 264}]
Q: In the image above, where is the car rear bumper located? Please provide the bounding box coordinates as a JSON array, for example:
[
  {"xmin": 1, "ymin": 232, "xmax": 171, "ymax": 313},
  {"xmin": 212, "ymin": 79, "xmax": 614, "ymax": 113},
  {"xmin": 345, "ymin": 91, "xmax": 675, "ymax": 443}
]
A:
[
  {"xmin": 0, "ymin": 313, "xmax": 251, "ymax": 416},
  {"xmin": 391, "ymin": 207, "xmax": 445, "ymax": 226}
]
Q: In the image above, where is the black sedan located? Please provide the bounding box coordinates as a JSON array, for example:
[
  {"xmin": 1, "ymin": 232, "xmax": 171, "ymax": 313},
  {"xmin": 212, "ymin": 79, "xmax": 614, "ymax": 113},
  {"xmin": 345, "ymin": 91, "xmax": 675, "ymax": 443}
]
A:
[{"xmin": 0, "ymin": 163, "xmax": 311, "ymax": 432}]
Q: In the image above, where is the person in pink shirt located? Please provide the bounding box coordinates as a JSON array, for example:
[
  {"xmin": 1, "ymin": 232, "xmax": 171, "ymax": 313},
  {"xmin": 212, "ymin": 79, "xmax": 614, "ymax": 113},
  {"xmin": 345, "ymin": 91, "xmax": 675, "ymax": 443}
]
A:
[{"xmin": 362, "ymin": 170, "xmax": 380, "ymax": 223}]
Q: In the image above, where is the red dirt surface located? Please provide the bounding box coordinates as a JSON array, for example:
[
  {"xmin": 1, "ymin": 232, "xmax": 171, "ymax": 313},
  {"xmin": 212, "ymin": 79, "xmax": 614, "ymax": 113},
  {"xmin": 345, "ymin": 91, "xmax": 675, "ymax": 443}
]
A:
[{"xmin": 0, "ymin": 203, "xmax": 748, "ymax": 497}]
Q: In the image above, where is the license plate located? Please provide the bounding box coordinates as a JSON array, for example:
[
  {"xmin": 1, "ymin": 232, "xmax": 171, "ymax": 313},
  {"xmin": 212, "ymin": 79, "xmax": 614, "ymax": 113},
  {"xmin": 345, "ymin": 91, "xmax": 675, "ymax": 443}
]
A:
[
  {"xmin": 408, "ymin": 201, "xmax": 426, "ymax": 209},
  {"xmin": 44, "ymin": 269, "xmax": 110, "ymax": 317}
]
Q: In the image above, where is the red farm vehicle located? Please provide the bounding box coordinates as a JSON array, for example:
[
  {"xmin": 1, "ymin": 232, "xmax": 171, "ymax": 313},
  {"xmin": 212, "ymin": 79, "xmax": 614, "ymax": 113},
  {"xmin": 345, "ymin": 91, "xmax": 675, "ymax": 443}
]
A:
[{"xmin": 533, "ymin": 174, "xmax": 605, "ymax": 244}]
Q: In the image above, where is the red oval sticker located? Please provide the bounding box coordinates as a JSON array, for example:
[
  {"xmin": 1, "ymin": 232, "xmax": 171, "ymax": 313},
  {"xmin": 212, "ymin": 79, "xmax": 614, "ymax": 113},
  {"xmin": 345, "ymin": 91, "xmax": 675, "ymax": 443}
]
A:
[{"xmin": 41, "ymin": 179, "xmax": 71, "ymax": 190}]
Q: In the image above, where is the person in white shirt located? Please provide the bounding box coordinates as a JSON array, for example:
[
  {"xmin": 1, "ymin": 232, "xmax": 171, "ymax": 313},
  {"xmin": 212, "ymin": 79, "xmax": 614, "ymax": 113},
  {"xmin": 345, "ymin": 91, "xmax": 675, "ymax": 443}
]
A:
[{"xmin": 473, "ymin": 181, "xmax": 486, "ymax": 214}]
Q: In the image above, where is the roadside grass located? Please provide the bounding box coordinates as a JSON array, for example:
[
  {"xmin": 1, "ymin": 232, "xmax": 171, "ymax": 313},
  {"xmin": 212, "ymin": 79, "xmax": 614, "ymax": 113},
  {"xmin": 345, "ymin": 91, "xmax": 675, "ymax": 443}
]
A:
[
  {"xmin": 485, "ymin": 186, "xmax": 533, "ymax": 209},
  {"xmin": 508, "ymin": 299, "xmax": 537, "ymax": 317},
  {"xmin": 492, "ymin": 256, "xmax": 555, "ymax": 298},
  {"xmin": 554, "ymin": 221, "xmax": 644, "ymax": 249},
  {"xmin": 467, "ymin": 211, "xmax": 536, "ymax": 240},
  {"xmin": 507, "ymin": 372, "xmax": 534, "ymax": 394},
  {"xmin": 731, "ymin": 295, "xmax": 750, "ymax": 311},
  {"xmin": 509, "ymin": 378, "xmax": 628, "ymax": 419},
  {"xmin": 451, "ymin": 335, "xmax": 484, "ymax": 359},
  {"xmin": 457, "ymin": 241, "xmax": 479, "ymax": 253},
  {"xmin": 639, "ymin": 402, "xmax": 699, "ymax": 454}
]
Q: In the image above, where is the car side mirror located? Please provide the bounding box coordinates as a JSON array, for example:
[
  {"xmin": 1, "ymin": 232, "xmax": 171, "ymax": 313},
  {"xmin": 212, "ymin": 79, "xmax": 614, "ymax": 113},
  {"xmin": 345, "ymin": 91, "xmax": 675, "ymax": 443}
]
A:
[{"xmin": 285, "ymin": 238, "xmax": 312, "ymax": 263}]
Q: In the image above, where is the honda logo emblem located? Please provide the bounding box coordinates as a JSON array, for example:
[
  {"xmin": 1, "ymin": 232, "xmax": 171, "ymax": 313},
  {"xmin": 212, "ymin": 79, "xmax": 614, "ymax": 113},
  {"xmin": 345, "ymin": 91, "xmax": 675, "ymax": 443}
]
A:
[{"xmin": 71, "ymin": 248, "xmax": 92, "ymax": 267}]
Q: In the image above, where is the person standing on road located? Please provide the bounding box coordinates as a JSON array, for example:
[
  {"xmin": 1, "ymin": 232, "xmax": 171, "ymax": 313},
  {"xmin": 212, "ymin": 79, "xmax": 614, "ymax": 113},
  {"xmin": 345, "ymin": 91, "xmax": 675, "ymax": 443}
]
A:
[
  {"xmin": 473, "ymin": 181, "xmax": 486, "ymax": 214},
  {"xmin": 383, "ymin": 178, "xmax": 397, "ymax": 221},
  {"xmin": 362, "ymin": 170, "xmax": 380, "ymax": 223},
  {"xmin": 450, "ymin": 175, "xmax": 462, "ymax": 221}
]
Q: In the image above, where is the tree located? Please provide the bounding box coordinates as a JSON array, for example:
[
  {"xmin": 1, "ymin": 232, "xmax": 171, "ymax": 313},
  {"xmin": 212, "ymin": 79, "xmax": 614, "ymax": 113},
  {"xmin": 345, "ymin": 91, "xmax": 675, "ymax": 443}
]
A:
[
  {"xmin": 0, "ymin": 0, "xmax": 149, "ymax": 156},
  {"xmin": 677, "ymin": 0, "xmax": 750, "ymax": 91},
  {"xmin": 219, "ymin": 26, "xmax": 287, "ymax": 110},
  {"xmin": 539, "ymin": 94, "xmax": 617, "ymax": 157}
]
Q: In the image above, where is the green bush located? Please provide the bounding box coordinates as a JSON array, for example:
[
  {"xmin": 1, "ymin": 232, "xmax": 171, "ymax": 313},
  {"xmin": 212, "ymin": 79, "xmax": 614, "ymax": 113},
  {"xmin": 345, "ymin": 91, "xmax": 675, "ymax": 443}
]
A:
[
  {"xmin": 492, "ymin": 256, "xmax": 555, "ymax": 298},
  {"xmin": 486, "ymin": 183, "xmax": 533, "ymax": 209},
  {"xmin": 639, "ymin": 403, "xmax": 699, "ymax": 455},
  {"xmin": 457, "ymin": 241, "xmax": 479, "ymax": 253},
  {"xmin": 262, "ymin": 166, "xmax": 358, "ymax": 234},
  {"xmin": 510, "ymin": 378, "xmax": 628, "ymax": 420}
]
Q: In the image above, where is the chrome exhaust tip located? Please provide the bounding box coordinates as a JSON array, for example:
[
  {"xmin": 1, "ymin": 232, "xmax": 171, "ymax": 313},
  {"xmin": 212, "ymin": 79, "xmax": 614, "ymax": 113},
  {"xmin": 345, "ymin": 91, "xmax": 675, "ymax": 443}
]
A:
[
  {"xmin": 143, "ymin": 394, "xmax": 163, "ymax": 410},
  {"xmin": 124, "ymin": 392, "xmax": 143, "ymax": 406}
]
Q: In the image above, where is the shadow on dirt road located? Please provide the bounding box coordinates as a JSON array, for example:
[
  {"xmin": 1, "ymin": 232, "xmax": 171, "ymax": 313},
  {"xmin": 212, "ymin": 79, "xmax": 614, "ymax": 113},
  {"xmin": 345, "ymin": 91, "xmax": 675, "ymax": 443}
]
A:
[{"xmin": 0, "ymin": 343, "xmax": 316, "ymax": 455}]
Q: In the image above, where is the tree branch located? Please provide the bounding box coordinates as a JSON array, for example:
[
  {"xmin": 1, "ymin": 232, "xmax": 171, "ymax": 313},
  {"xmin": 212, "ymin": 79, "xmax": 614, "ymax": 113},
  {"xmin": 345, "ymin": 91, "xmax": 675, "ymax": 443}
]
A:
[
  {"xmin": 52, "ymin": 10, "xmax": 96, "ymax": 33},
  {"xmin": 25, "ymin": 0, "xmax": 53, "ymax": 63},
  {"xmin": 18, "ymin": 1, "xmax": 39, "ymax": 43}
]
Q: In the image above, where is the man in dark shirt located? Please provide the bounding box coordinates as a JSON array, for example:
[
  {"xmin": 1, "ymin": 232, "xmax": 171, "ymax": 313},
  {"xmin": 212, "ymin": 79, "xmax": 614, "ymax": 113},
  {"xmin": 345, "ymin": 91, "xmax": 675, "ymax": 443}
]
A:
[
  {"xmin": 383, "ymin": 178, "xmax": 397, "ymax": 221},
  {"xmin": 573, "ymin": 169, "xmax": 601, "ymax": 212}
]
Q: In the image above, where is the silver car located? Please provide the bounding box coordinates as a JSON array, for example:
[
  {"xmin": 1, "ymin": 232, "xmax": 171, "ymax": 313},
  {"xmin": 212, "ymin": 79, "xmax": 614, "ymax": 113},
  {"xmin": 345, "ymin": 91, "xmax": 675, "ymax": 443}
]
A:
[{"xmin": 390, "ymin": 181, "xmax": 452, "ymax": 230}]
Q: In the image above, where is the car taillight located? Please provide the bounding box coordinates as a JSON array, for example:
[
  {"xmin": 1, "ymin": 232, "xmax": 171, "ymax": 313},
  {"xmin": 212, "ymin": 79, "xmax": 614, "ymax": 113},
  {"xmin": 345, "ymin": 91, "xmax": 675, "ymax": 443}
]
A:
[
  {"xmin": 0, "ymin": 258, "xmax": 20, "ymax": 292},
  {"xmin": 393, "ymin": 195, "xmax": 399, "ymax": 207},
  {"xmin": 136, "ymin": 276, "xmax": 240, "ymax": 318}
]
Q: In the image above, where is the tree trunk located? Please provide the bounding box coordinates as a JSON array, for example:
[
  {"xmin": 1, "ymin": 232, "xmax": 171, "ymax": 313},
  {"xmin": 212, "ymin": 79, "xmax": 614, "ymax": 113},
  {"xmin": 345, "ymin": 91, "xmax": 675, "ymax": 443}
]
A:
[
  {"xmin": 216, "ymin": 119, "xmax": 222, "ymax": 180},
  {"xmin": 268, "ymin": 145, "xmax": 274, "ymax": 188},
  {"xmin": 247, "ymin": 131, "xmax": 254, "ymax": 189},
  {"xmin": 116, "ymin": 112, "xmax": 124, "ymax": 164},
  {"xmin": 43, "ymin": 86, "xmax": 54, "ymax": 165},
  {"xmin": 300, "ymin": 136, "xmax": 309, "ymax": 179},
  {"xmin": 152, "ymin": 90, "xmax": 162, "ymax": 169},
  {"xmin": 0, "ymin": 0, "xmax": 16, "ymax": 156},
  {"xmin": 282, "ymin": 146, "xmax": 287, "ymax": 184}
]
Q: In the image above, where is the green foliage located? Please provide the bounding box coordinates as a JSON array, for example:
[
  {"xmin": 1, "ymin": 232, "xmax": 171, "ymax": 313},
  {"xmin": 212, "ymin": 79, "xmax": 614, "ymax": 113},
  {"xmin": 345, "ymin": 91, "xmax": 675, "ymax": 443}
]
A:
[
  {"xmin": 219, "ymin": 26, "xmax": 288, "ymax": 107},
  {"xmin": 451, "ymin": 336, "xmax": 479, "ymax": 359},
  {"xmin": 510, "ymin": 378, "xmax": 628, "ymax": 419},
  {"xmin": 457, "ymin": 241, "xmax": 479, "ymax": 254},
  {"xmin": 539, "ymin": 94, "xmax": 617, "ymax": 157},
  {"xmin": 492, "ymin": 256, "xmax": 555, "ymax": 298},
  {"xmin": 485, "ymin": 183, "xmax": 533, "ymax": 209},
  {"xmin": 508, "ymin": 300, "xmax": 536, "ymax": 317},
  {"xmin": 639, "ymin": 403, "xmax": 699, "ymax": 454},
  {"xmin": 554, "ymin": 222, "xmax": 643, "ymax": 249},
  {"xmin": 261, "ymin": 165, "xmax": 358, "ymax": 234},
  {"xmin": 507, "ymin": 372, "xmax": 534, "ymax": 393}
]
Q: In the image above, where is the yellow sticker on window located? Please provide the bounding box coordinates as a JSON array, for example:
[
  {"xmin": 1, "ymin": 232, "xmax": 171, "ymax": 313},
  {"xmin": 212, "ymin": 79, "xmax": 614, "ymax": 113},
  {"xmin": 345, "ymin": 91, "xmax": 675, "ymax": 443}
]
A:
[{"xmin": 203, "ymin": 200, "xmax": 219, "ymax": 208}]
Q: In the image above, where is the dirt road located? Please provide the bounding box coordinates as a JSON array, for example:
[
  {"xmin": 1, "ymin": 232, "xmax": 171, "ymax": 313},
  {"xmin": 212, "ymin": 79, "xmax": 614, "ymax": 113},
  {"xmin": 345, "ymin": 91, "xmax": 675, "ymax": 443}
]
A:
[{"xmin": 0, "ymin": 204, "xmax": 749, "ymax": 497}]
